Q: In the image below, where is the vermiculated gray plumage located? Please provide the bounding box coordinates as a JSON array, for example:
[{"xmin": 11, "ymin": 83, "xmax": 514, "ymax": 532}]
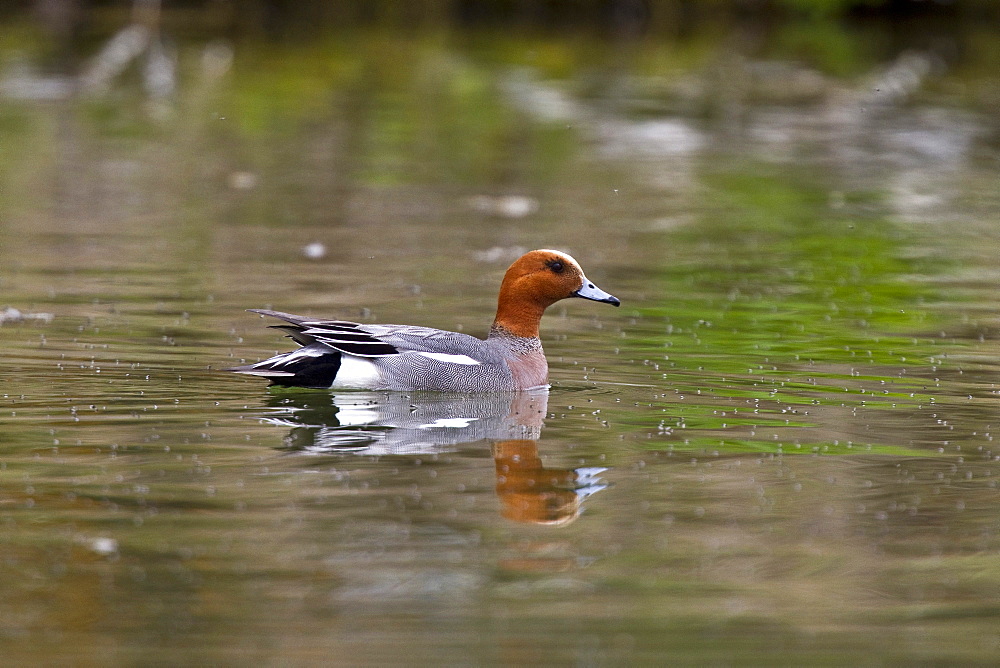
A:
[{"xmin": 227, "ymin": 309, "xmax": 542, "ymax": 391}]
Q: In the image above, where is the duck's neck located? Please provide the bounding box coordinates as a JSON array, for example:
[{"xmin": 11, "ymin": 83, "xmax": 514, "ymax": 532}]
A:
[{"xmin": 490, "ymin": 299, "xmax": 546, "ymax": 339}]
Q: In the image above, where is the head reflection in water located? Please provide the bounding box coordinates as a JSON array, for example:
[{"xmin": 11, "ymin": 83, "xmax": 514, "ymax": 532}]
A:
[
  {"xmin": 263, "ymin": 390, "xmax": 607, "ymax": 525},
  {"xmin": 493, "ymin": 439, "xmax": 606, "ymax": 526}
]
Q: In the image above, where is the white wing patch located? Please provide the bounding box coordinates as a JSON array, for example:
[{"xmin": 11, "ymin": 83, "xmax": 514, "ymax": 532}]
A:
[
  {"xmin": 416, "ymin": 352, "xmax": 482, "ymax": 365},
  {"xmin": 419, "ymin": 417, "xmax": 480, "ymax": 429}
]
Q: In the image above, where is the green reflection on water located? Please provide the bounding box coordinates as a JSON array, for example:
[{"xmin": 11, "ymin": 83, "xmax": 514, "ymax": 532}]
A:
[
  {"xmin": 594, "ymin": 163, "xmax": 972, "ymax": 456},
  {"xmin": 642, "ymin": 167, "xmax": 950, "ymax": 369}
]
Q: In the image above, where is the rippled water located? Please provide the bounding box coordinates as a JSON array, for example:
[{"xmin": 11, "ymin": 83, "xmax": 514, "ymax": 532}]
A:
[{"xmin": 2, "ymin": 12, "xmax": 1000, "ymax": 664}]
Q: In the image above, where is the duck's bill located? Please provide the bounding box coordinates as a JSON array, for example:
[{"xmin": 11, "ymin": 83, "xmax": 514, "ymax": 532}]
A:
[{"xmin": 574, "ymin": 280, "xmax": 621, "ymax": 306}]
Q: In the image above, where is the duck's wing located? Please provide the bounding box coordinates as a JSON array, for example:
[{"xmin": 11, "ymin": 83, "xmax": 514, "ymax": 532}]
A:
[
  {"xmin": 248, "ymin": 309, "xmax": 398, "ymax": 356},
  {"xmin": 359, "ymin": 323, "xmax": 506, "ymax": 365},
  {"xmin": 248, "ymin": 309, "xmax": 501, "ymax": 363}
]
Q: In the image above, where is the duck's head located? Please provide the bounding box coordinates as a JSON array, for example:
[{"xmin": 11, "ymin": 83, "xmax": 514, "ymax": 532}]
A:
[{"xmin": 494, "ymin": 249, "xmax": 619, "ymax": 337}]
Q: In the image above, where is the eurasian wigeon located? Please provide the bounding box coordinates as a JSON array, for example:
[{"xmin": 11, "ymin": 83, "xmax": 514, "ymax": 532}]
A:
[{"xmin": 228, "ymin": 249, "xmax": 619, "ymax": 391}]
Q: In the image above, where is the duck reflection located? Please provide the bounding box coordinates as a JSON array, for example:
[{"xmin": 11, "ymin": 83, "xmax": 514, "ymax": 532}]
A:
[
  {"xmin": 261, "ymin": 390, "xmax": 606, "ymax": 525},
  {"xmin": 492, "ymin": 438, "xmax": 606, "ymax": 526}
]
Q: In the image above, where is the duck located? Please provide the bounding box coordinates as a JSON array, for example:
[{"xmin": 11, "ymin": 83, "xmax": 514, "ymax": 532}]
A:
[{"xmin": 227, "ymin": 249, "xmax": 620, "ymax": 391}]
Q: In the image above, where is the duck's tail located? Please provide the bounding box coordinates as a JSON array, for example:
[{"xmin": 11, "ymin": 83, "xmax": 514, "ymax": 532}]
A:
[{"xmin": 227, "ymin": 344, "xmax": 343, "ymax": 388}]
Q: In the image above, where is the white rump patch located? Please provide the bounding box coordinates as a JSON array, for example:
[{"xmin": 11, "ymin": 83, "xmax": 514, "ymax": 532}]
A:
[
  {"xmin": 330, "ymin": 355, "xmax": 381, "ymax": 389},
  {"xmin": 416, "ymin": 352, "xmax": 482, "ymax": 365}
]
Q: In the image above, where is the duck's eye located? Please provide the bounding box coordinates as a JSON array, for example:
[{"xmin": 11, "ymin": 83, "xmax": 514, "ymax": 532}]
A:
[{"xmin": 547, "ymin": 260, "xmax": 565, "ymax": 273}]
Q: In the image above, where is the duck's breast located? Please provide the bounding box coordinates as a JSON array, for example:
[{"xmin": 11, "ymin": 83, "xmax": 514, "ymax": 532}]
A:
[{"xmin": 506, "ymin": 350, "xmax": 549, "ymax": 390}]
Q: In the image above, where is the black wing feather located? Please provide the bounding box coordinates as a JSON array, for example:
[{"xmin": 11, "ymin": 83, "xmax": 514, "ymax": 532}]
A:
[{"xmin": 249, "ymin": 309, "xmax": 399, "ymax": 357}]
